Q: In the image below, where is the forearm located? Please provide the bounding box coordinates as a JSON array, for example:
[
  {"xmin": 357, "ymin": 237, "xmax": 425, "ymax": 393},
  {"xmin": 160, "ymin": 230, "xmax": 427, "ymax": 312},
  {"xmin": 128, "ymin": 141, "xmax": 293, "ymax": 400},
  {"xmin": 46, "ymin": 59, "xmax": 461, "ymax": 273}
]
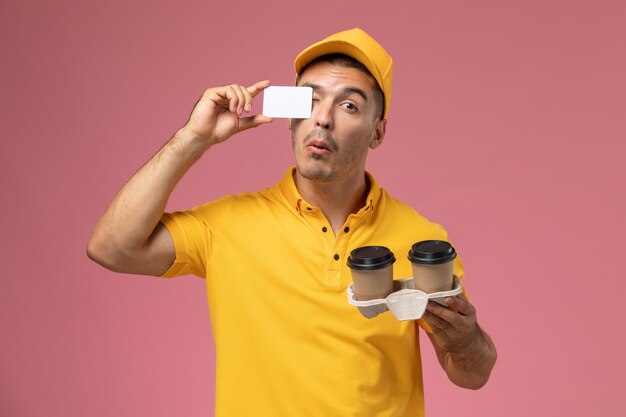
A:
[
  {"xmin": 443, "ymin": 325, "xmax": 497, "ymax": 389},
  {"xmin": 88, "ymin": 128, "xmax": 209, "ymax": 261}
]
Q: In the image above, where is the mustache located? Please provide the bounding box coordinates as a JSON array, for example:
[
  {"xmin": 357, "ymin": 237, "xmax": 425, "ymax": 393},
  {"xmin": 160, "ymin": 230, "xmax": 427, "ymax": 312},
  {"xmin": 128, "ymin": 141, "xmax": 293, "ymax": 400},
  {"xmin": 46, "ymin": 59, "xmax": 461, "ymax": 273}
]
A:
[{"xmin": 303, "ymin": 129, "xmax": 338, "ymax": 151}]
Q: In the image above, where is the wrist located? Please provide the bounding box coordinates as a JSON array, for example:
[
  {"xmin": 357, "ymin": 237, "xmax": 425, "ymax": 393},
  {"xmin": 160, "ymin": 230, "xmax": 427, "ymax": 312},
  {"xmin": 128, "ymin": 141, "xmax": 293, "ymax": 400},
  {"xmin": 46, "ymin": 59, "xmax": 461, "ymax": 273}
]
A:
[
  {"xmin": 446, "ymin": 327, "xmax": 496, "ymax": 389},
  {"xmin": 172, "ymin": 127, "xmax": 215, "ymax": 154}
]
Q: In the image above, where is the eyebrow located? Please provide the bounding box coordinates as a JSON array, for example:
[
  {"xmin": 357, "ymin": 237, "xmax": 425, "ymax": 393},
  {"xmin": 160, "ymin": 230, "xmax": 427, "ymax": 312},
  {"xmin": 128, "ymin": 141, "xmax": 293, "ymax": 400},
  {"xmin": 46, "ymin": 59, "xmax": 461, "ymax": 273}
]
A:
[{"xmin": 302, "ymin": 83, "xmax": 368, "ymax": 102}]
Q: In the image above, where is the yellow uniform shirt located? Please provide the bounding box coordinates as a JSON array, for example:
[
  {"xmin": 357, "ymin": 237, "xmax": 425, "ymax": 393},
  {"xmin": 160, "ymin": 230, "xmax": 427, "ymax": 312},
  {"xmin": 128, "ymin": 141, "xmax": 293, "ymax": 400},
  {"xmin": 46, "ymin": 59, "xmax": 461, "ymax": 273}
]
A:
[{"xmin": 160, "ymin": 167, "xmax": 464, "ymax": 417}]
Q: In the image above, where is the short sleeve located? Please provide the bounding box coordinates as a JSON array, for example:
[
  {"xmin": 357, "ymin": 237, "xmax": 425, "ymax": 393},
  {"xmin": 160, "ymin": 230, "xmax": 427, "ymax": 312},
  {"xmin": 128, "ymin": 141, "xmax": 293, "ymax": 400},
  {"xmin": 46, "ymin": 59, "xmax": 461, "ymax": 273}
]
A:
[{"xmin": 158, "ymin": 205, "xmax": 217, "ymax": 278}]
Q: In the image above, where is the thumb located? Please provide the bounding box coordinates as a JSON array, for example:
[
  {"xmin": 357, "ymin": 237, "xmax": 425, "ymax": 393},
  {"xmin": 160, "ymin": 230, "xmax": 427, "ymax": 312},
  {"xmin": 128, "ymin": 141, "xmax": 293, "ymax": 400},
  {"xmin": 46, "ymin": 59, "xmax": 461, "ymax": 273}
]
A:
[{"xmin": 237, "ymin": 114, "xmax": 273, "ymax": 132}]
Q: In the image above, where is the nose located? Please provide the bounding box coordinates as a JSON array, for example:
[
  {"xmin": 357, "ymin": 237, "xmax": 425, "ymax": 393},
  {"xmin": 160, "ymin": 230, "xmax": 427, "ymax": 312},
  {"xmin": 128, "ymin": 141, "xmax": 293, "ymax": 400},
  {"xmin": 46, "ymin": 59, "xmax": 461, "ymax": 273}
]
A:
[{"xmin": 312, "ymin": 99, "xmax": 333, "ymax": 130}]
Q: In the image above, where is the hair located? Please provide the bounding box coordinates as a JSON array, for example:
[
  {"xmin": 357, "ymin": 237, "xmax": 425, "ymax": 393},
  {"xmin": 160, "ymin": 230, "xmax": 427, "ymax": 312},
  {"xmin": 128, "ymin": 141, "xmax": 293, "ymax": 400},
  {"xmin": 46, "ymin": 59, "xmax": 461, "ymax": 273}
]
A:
[{"xmin": 296, "ymin": 53, "xmax": 385, "ymax": 120}]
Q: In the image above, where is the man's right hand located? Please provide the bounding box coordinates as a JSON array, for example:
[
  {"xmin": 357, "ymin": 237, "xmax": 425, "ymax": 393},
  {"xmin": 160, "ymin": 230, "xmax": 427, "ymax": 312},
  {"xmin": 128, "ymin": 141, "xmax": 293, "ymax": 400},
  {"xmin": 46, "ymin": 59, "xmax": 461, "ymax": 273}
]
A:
[{"xmin": 181, "ymin": 80, "xmax": 273, "ymax": 147}]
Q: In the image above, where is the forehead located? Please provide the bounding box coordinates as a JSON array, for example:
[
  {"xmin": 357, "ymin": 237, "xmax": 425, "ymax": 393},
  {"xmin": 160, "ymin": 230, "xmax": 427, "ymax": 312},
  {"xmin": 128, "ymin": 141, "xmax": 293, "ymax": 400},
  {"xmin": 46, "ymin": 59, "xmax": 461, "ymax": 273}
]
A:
[{"xmin": 296, "ymin": 61, "xmax": 377, "ymax": 97}]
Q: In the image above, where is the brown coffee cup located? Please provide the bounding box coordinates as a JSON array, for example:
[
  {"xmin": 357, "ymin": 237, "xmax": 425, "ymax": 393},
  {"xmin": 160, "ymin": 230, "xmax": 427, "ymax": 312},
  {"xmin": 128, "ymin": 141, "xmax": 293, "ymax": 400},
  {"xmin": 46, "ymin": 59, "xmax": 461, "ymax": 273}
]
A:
[
  {"xmin": 347, "ymin": 246, "xmax": 395, "ymax": 300},
  {"xmin": 408, "ymin": 240, "xmax": 456, "ymax": 293}
]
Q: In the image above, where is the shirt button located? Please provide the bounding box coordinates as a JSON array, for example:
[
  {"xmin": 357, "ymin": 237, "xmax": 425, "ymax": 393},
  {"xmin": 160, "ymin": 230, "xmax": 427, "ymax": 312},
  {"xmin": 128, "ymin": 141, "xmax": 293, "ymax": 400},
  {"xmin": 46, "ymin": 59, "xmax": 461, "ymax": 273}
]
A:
[
  {"xmin": 322, "ymin": 227, "xmax": 328, "ymax": 233},
  {"xmin": 333, "ymin": 254, "xmax": 339, "ymax": 261},
  {"xmin": 344, "ymin": 227, "xmax": 350, "ymax": 233}
]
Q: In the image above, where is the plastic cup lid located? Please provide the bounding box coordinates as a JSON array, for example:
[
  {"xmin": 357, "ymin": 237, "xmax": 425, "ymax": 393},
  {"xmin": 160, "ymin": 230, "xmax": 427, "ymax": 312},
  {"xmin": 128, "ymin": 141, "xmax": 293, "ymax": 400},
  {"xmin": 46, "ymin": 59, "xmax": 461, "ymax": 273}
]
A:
[
  {"xmin": 347, "ymin": 246, "xmax": 396, "ymax": 270},
  {"xmin": 407, "ymin": 240, "xmax": 457, "ymax": 265}
]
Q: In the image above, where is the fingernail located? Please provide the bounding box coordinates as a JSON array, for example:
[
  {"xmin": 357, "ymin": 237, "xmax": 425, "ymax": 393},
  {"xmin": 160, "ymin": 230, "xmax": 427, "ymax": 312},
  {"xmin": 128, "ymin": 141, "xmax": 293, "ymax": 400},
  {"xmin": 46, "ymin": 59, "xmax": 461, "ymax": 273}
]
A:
[{"xmin": 245, "ymin": 103, "xmax": 251, "ymax": 112}]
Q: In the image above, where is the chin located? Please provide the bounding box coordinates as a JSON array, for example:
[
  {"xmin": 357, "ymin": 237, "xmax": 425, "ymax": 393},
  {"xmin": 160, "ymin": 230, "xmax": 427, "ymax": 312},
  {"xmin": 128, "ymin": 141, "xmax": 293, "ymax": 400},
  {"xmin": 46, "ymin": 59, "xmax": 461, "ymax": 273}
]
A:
[{"xmin": 296, "ymin": 162, "xmax": 336, "ymax": 182}]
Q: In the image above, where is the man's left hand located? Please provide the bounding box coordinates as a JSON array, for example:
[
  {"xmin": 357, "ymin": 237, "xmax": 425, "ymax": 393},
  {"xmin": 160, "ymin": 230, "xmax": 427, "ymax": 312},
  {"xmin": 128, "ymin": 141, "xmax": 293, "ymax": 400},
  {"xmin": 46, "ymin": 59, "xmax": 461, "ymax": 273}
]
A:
[
  {"xmin": 422, "ymin": 293, "xmax": 497, "ymax": 389},
  {"xmin": 422, "ymin": 293, "xmax": 481, "ymax": 352}
]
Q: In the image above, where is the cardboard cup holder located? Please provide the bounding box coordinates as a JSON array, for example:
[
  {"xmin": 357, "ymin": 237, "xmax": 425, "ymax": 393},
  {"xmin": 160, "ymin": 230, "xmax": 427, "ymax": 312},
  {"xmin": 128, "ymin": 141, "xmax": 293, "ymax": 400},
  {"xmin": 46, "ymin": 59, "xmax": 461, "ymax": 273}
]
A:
[{"xmin": 346, "ymin": 276, "xmax": 462, "ymax": 320}]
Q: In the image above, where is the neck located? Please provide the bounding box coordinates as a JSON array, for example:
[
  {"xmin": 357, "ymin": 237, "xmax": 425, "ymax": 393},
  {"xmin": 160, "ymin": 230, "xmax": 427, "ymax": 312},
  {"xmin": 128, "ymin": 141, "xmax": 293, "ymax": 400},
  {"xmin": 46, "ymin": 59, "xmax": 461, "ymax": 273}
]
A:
[{"xmin": 294, "ymin": 169, "xmax": 369, "ymax": 235}]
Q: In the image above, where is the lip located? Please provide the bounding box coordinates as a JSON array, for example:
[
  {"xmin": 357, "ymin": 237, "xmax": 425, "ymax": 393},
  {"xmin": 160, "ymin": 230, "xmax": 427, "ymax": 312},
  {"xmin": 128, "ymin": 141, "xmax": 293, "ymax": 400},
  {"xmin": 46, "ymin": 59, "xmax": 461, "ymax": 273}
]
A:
[
  {"xmin": 306, "ymin": 139, "xmax": 332, "ymax": 155},
  {"xmin": 307, "ymin": 145, "xmax": 331, "ymax": 156}
]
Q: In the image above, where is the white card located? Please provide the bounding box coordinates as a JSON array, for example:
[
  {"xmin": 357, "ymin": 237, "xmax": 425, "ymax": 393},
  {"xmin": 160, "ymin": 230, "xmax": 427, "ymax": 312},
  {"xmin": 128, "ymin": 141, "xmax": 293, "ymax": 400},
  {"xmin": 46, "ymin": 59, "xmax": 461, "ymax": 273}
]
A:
[{"xmin": 262, "ymin": 86, "xmax": 312, "ymax": 118}]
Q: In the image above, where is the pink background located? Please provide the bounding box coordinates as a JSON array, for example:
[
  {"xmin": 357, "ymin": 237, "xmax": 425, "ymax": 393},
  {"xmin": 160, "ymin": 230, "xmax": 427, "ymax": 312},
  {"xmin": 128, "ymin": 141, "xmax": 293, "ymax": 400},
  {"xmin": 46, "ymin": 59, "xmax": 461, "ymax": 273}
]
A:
[{"xmin": 2, "ymin": 0, "xmax": 625, "ymax": 416}]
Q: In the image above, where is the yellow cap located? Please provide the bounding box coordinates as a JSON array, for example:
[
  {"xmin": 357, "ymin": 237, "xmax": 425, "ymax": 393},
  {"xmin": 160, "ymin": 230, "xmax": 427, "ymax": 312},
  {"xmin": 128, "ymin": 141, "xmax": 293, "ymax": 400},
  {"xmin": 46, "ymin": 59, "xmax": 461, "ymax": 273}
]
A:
[{"xmin": 294, "ymin": 28, "xmax": 393, "ymax": 118}]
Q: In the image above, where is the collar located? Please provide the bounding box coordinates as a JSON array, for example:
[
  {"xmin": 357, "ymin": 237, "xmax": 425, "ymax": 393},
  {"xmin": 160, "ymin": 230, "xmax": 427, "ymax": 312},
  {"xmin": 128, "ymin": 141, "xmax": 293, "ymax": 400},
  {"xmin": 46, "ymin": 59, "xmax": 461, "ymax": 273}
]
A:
[{"xmin": 277, "ymin": 166, "xmax": 382, "ymax": 214}]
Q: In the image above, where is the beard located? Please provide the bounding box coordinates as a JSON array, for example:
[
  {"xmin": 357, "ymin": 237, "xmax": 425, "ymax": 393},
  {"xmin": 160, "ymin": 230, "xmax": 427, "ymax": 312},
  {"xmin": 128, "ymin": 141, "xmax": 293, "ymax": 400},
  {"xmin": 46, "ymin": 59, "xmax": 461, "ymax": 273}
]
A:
[
  {"xmin": 291, "ymin": 128, "xmax": 340, "ymax": 182},
  {"xmin": 298, "ymin": 161, "xmax": 334, "ymax": 182}
]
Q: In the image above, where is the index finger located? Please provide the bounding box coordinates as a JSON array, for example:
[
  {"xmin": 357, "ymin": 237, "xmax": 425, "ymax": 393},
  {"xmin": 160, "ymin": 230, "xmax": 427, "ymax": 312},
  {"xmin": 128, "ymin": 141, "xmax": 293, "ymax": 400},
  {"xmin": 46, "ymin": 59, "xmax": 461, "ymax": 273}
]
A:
[
  {"xmin": 247, "ymin": 80, "xmax": 271, "ymax": 97},
  {"xmin": 446, "ymin": 294, "xmax": 475, "ymax": 316}
]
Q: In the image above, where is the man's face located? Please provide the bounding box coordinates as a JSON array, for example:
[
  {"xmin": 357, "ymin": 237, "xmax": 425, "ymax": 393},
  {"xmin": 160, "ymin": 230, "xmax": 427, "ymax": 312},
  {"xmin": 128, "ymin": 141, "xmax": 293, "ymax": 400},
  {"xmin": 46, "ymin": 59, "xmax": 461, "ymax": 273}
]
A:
[{"xmin": 290, "ymin": 61, "xmax": 386, "ymax": 183}]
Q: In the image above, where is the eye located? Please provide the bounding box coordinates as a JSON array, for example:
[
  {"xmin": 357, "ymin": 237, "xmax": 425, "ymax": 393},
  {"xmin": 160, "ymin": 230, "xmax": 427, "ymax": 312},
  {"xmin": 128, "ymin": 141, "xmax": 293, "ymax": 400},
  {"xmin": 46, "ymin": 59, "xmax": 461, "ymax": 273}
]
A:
[{"xmin": 341, "ymin": 102, "xmax": 358, "ymax": 111}]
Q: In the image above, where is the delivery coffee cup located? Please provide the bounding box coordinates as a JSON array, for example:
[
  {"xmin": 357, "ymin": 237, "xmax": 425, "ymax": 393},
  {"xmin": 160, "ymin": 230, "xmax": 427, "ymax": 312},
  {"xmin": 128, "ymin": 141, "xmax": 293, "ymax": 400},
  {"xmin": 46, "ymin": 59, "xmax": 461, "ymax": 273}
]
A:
[
  {"xmin": 408, "ymin": 240, "xmax": 456, "ymax": 293},
  {"xmin": 347, "ymin": 246, "xmax": 395, "ymax": 301}
]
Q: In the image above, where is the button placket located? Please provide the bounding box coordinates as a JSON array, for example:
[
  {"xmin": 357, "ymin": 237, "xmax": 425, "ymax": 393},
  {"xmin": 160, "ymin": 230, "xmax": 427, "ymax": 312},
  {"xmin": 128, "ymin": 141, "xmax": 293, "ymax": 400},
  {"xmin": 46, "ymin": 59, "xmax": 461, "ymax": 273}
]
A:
[
  {"xmin": 334, "ymin": 211, "xmax": 372, "ymax": 285},
  {"xmin": 302, "ymin": 206, "xmax": 336, "ymax": 254},
  {"xmin": 326, "ymin": 221, "xmax": 355, "ymax": 273}
]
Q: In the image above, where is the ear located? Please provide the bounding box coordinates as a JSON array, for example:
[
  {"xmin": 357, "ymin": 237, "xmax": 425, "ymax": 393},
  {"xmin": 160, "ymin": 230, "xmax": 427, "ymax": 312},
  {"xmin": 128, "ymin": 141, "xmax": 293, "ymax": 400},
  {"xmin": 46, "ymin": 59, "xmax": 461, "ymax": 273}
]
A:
[{"xmin": 369, "ymin": 118, "xmax": 387, "ymax": 149}]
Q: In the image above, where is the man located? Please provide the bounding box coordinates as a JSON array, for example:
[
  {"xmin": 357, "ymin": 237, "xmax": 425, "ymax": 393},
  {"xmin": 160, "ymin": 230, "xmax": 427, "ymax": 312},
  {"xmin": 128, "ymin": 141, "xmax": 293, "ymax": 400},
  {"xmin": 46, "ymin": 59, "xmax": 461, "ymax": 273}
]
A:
[{"xmin": 87, "ymin": 28, "xmax": 496, "ymax": 416}]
